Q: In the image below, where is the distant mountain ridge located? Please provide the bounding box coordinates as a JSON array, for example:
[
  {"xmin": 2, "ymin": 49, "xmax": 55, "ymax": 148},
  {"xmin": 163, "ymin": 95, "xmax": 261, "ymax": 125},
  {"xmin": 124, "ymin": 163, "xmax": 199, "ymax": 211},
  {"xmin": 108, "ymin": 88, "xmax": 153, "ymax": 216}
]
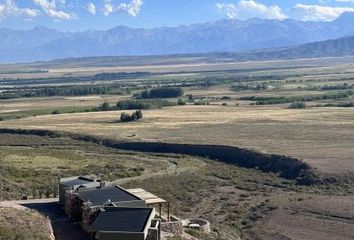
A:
[
  {"xmin": 255, "ymin": 35, "xmax": 354, "ymax": 60},
  {"xmin": 2, "ymin": 13, "xmax": 354, "ymax": 63}
]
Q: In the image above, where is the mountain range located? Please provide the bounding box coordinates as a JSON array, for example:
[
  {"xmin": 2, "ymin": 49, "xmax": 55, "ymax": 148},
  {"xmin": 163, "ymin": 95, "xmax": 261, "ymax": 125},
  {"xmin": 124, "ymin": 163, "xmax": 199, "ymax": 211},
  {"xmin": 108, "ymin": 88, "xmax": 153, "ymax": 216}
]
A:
[{"xmin": 2, "ymin": 12, "xmax": 354, "ymax": 63}]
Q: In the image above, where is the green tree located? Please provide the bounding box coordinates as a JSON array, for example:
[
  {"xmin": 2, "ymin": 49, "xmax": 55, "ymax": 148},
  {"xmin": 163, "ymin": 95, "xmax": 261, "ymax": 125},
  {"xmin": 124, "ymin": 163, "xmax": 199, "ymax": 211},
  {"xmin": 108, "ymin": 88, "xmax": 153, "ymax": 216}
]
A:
[
  {"xmin": 100, "ymin": 102, "xmax": 110, "ymax": 111},
  {"xmin": 120, "ymin": 111, "xmax": 143, "ymax": 122}
]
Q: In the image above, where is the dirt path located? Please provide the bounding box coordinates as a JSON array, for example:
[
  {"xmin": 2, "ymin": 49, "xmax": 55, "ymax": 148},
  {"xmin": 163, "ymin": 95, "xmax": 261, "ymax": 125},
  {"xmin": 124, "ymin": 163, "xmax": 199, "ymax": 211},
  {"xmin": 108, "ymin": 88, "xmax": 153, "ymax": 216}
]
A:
[{"xmin": 112, "ymin": 160, "xmax": 179, "ymax": 185}]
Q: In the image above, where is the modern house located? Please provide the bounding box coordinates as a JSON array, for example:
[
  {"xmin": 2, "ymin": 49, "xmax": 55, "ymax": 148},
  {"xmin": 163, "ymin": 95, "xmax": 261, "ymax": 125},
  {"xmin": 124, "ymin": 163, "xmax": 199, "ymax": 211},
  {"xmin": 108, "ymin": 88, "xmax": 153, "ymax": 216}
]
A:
[
  {"xmin": 64, "ymin": 185, "xmax": 146, "ymax": 222},
  {"xmin": 60, "ymin": 177, "xmax": 165, "ymax": 240},
  {"xmin": 89, "ymin": 207, "xmax": 159, "ymax": 240},
  {"xmin": 59, "ymin": 176, "xmax": 101, "ymax": 205}
]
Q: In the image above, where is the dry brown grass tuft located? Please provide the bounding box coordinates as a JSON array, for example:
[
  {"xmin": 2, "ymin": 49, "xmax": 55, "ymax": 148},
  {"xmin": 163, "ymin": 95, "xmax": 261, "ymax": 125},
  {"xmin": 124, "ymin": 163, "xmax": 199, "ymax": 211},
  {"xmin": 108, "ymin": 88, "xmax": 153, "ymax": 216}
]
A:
[{"xmin": 0, "ymin": 207, "xmax": 52, "ymax": 240}]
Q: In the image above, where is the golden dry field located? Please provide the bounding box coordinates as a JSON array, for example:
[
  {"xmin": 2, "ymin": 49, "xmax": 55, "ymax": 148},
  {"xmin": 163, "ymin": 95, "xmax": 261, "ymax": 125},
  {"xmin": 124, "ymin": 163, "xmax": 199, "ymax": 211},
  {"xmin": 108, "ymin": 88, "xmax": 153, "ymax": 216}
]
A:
[{"xmin": 1, "ymin": 104, "xmax": 353, "ymax": 175}]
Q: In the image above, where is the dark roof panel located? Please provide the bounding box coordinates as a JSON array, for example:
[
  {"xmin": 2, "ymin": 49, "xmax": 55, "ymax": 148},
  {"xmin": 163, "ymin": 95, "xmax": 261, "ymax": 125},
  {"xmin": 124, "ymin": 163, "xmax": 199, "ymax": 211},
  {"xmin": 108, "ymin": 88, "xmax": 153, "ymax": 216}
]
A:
[
  {"xmin": 90, "ymin": 208, "xmax": 153, "ymax": 232},
  {"xmin": 61, "ymin": 177, "xmax": 96, "ymax": 186},
  {"xmin": 79, "ymin": 186, "xmax": 141, "ymax": 205}
]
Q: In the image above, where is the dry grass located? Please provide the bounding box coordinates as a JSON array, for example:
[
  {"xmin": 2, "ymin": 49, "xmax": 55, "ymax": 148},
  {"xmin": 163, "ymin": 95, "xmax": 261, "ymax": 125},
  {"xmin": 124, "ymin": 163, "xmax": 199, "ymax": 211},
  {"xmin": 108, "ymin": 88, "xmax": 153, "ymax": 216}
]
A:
[
  {"xmin": 0, "ymin": 95, "xmax": 124, "ymax": 113},
  {"xmin": 252, "ymin": 195, "xmax": 354, "ymax": 240},
  {"xmin": 1, "ymin": 105, "xmax": 353, "ymax": 174},
  {"xmin": 0, "ymin": 56, "xmax": 345, "ymax": 79},
  {"xmin": 0, "ymin": 207, "xmax": 52, "ymax": 240}
]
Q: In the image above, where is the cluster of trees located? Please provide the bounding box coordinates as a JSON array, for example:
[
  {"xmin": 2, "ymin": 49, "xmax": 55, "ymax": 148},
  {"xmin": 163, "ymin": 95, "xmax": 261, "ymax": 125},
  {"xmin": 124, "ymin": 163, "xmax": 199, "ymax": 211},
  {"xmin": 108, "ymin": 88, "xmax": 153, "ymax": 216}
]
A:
[
  {"xmin": 120, "ymin": 110, "xmax": 143, "ymax": 122},
  {"xmin": 92, "ymin": 72, "xmax": 151, "ymax": 81},
  {"xmin": 135, "ymin": 87, "xmax": 183, "ymax": 99},
  {"xmin": 231, "ymin": 83, "xmax": 268, "ymax": 92},
  {"xmin": 241, "ymin": 91, "xmax": 353, "ymax": 105},
  {"xmin": 296, "ymin": 83, "xmax": 354, "ymax": 91},
  {"xmin": 320, "ymin": 83, "xmax": 353, "ymax": 90}
]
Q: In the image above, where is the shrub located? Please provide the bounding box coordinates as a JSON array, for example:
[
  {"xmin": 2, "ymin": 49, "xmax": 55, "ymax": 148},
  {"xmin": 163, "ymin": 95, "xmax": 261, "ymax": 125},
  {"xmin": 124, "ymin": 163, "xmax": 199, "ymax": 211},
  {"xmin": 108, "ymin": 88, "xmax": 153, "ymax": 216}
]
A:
[
  {"xmin": 136, "ymin": 110, "xmax": 143, "ymax": 119},
  {"xmin": 0, "ymin": 117, "xmax": 3, "ymax": 121},
  {"xmin": 52, "ymin": 110, "xmax": 60, "ymax": 114},
  {"xmin": 99, "ymin": 102, "xmax": 111, "ymax": 111},
  {"xmin": 221, "ymin": 96, "xmax": 231, "ymax": 100},
  {"xmin": 120, "ymin": 111, "xmax": 143, "ymax": 122},
  {"xmin": 288, "ymin": 102, "xmax": 306, "ymax": 109},
  {"xmin": 177, "ymin": 98, "xmax": 187, "ymax": 105},
  {"xmin": 194, "ymin": 100, "xmax": 208, "ymax": 105}
]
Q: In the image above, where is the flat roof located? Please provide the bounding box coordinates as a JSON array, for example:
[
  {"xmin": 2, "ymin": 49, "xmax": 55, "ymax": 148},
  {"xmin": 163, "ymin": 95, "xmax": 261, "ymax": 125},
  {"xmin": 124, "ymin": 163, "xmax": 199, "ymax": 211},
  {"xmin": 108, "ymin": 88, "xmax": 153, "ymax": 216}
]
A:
[
  {"xmin": 127, "ymin": 188, "xmax": 166, "ymax": 205},
  {"xmin": 90, "ymin": 208, "xmax": 153, "ymax": 233},
  {"xmin": 60, "ymin": 176, "xmax": 97, "ymax": 186},
  {"xmin": 79, "ymin": 186, "xmax": 141, "ymax": 205}
]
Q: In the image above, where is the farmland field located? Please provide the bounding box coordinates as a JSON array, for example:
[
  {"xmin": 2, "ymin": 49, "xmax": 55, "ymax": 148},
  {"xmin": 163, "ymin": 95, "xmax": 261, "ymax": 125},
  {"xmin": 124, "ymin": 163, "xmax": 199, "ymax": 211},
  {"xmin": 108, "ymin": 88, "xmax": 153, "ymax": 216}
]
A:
[{"xmin": 0, "ymin": 55, "xmax": 354, "ymax": 240}]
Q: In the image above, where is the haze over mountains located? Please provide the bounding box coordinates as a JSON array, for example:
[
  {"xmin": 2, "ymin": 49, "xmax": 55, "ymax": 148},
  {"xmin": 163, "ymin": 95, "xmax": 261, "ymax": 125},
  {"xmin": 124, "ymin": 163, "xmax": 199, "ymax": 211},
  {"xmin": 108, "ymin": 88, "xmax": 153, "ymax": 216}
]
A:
[{"xmin": 2, "ymin": 12, "xmax": 354, "ymax": 63}]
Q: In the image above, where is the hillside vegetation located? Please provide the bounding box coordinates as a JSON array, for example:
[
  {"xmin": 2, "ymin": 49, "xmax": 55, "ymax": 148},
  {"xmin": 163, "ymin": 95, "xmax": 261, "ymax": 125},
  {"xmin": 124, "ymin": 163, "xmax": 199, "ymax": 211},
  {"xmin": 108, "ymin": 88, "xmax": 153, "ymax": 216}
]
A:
[{"xmin": 0, "ymin": 207, "xmax": 52, "ymax": 240}]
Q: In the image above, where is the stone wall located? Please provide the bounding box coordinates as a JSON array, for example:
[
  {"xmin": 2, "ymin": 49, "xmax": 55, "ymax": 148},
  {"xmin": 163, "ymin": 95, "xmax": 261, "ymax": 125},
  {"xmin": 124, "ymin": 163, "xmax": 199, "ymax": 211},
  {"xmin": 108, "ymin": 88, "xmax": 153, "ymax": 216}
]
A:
[
  {"xmin": 161, "ymin": 221, "xmax": 183, "ymax": 236},
  {"xmin": 64, "ymin": 192, "xmax": 83, "ymax": 221},
  {"xmin": 82, "ymin": 206, "xmax": 101, "ymax": 233}
]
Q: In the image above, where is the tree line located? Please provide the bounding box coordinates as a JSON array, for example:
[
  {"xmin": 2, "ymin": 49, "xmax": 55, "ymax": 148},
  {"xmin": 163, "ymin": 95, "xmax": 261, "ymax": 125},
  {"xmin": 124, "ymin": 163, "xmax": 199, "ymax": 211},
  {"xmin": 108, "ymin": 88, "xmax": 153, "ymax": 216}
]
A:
[
  {"xmin": 0, "ymin": 85, "xmax": 133, "ymax": 99},
  {"xmin": 135, "ymin": 87, "xmax": 184, "ymax": 99}
]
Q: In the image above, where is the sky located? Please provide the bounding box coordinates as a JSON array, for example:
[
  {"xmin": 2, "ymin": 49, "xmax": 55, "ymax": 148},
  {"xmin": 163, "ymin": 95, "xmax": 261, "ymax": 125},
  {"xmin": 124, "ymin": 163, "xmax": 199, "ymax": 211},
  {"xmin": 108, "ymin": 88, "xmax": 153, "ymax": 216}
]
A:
[{"xmin": 1, "ymin": 0, "xmax": 354, "ymax": 31}]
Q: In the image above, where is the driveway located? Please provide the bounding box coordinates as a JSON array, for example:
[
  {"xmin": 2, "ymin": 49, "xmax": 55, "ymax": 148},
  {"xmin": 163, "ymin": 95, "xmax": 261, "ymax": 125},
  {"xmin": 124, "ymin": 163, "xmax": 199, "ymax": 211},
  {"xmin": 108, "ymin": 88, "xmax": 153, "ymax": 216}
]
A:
[{"xmin": 1, "ymin": 198, "xmax": 90, "ymax": 240}]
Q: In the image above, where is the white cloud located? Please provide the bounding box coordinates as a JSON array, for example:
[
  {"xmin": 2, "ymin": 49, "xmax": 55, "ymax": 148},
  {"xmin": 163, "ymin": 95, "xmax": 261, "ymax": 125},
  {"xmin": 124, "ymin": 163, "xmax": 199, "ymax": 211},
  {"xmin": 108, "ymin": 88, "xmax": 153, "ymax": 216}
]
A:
[
  {"xmin": 118, "ymin": 0, "xmax": 143, "ymax": 17},
  {"xmin": 216, "ymin": 3, "xmax": 237, "ymax": 19},
  {"xmin": 0, "ymin": 0, "xmax": 39, "ymax": 20},
  {"xmin": 216, "ymin": 0, "xmax": 286, "ymax": 20},
  {"xmin": 102, "ymin": 0, "xmax": 114, "ymax": 16},
  {"xmin": 86, "ymin": 2, "xmax": 96, "ymax": 15},
  {"xmin": 101, "ymin": 0, "xmax": 143, "ymax": 17},
  {"xmin": 335, "ymin": 0, "xmax": 354, "ymax": 2},
  {"xmin": 33, "ymin": 0, "xmax": 76, "ymax": 20},
  {"xmin": 216, "ymin": 1, "xmax": 354, "ymax": 22},
  {"xmin": 290, "ymin": 4, "xmax": 354, "ymax": 21}
]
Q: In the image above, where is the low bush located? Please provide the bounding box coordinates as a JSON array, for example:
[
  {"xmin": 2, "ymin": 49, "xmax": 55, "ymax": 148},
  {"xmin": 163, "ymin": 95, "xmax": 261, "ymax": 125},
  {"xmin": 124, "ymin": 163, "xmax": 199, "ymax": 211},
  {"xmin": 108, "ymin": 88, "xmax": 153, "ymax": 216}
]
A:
[
  {"xmin": 288, "ymin": 102, "xmax": 306, "ymax": 109},
  {"xmin": 99, "ymin": 102, "xmax": 111, "ymax": 111},
  {"xmin": 52, "ymin": 110, "xmax": 60, "ymax": 114},
  {"xmin": 221, "ymin": 96, "xmax": 231, "ymax": 100}
]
